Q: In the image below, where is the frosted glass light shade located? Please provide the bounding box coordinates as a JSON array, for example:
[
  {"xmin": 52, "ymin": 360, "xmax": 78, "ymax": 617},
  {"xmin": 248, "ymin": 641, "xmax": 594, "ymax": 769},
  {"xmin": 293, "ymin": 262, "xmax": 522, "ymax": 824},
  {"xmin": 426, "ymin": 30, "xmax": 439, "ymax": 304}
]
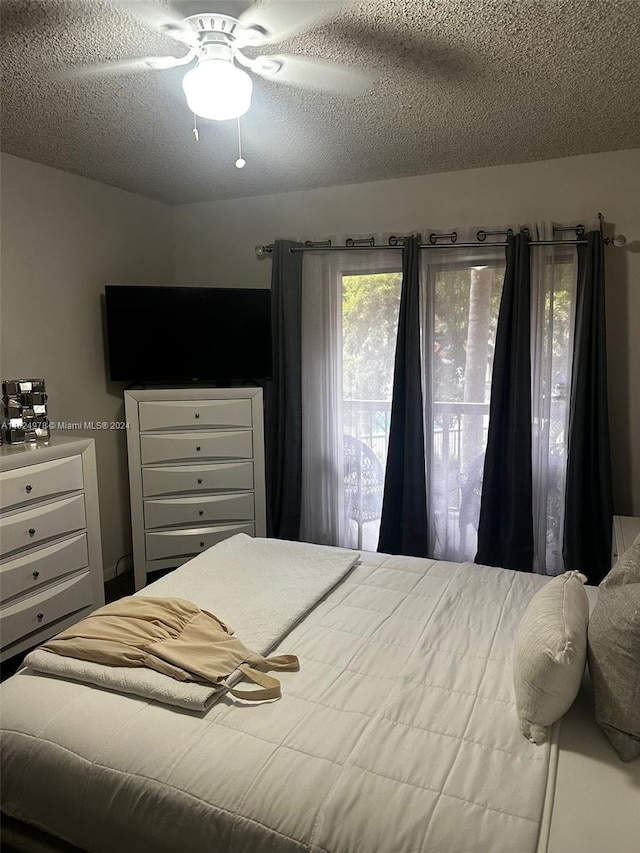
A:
[{"xmin": 182, "ymin": 60, "xmax": 253, "ymax": 121}]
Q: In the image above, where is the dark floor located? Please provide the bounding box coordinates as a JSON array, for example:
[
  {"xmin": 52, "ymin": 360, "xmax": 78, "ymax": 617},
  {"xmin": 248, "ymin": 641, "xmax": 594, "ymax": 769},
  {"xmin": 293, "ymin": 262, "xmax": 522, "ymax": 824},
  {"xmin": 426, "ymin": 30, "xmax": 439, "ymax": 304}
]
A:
[
  {"xmin": 105, "ymin": 566, "xmax": 175, "ymax": 601},
  {"xmin": 105, "ymin": 568, "xmax": 135, "ymax": 602}
]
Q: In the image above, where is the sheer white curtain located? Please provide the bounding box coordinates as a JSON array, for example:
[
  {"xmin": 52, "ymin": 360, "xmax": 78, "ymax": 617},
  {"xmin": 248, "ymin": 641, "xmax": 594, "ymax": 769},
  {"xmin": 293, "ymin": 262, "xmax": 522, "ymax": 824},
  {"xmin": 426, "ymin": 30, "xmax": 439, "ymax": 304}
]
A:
[
  {"xmin": 300, "ymin": 240, "xmax": 401, "ymax": 548},
  {"xmin": 419, "ymin": 222, "xmax": 579, "ymax": 571},
  {"xmin": 298, "ymin": 224, "xmax": 579, "ymax": 572},
  {"xmin": 299, "ymin": 250, "xmax": 344, "ymax": 546},
  {"xmin": 529, "ymin": 221, "xmax": 578, "ymax": 574},
  {"xmin": 418, "ymin": 226, "xmax": 508, "ymax": 562}
]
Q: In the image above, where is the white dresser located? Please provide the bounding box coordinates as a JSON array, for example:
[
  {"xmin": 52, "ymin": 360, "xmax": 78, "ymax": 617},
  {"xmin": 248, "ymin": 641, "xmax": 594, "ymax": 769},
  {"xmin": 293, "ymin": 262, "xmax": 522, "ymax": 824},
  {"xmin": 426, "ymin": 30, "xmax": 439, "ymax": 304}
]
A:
[
  {"xmin": 124, "ymin": 388, "xmax": 266, "ymax": 590},
  {"xmin": 612, "ymin": 514, "xmax": 640, "ymax": 565},
  {"xmin": 0, "ymin": 437, "xmax": 105, "ymax": 662}
]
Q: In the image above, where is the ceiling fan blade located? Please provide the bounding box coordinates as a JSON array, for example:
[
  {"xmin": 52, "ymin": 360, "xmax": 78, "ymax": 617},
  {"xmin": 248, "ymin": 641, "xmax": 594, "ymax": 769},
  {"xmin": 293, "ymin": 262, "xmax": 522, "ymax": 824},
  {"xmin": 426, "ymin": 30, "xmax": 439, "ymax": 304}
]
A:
[
  {"xmin": 112, "ymin": 1, "xmax": 197, "ymax": 46},
  {"xmin": 236, "ymin": 1, "xmax": 346, "ymax": 47},
  {"xmin": 55, "ymin": 54, "xmax": 192, "ymax": 80},
  {"xmin": 251, "ymin": 54, "xmax": 372, "ymax": 95}
]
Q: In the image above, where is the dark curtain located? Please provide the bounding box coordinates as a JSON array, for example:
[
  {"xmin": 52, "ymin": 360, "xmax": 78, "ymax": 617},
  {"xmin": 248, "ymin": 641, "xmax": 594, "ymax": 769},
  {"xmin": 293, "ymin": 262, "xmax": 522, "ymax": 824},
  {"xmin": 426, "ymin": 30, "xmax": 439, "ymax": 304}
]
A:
[
  {"xmin": 264, "ymin": 240, "xmax": 304, "ymax": 540},
  {"xmin": 378, "ymin": 235, "xmax": 429, "ymax": 557},
  {"xmin": 476, "ymin": 233, "xmax": 534, "ymax": 571},
  {"xmin": 563, "ymin": 231, "xmax": 613, "ymax": 582}
]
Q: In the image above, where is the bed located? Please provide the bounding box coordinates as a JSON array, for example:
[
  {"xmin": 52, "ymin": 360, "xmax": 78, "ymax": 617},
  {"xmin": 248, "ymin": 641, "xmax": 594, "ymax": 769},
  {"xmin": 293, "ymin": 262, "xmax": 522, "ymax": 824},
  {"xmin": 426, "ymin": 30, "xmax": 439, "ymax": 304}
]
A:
[{"xmin": 1, "ymin": 535, "xmax": 638, "ymax": 853}]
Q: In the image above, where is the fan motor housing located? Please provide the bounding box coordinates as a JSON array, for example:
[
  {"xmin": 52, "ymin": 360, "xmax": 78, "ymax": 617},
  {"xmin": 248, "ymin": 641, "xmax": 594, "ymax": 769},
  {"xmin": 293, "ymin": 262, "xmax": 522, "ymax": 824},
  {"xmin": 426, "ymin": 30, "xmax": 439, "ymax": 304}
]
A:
[
  {"xmin": 183, "ymin": 13, "xmax": 267, "ymax": 47},
  {"xmin": 184, "ymin": 13, "xmax": 240, "ymax": 42}
]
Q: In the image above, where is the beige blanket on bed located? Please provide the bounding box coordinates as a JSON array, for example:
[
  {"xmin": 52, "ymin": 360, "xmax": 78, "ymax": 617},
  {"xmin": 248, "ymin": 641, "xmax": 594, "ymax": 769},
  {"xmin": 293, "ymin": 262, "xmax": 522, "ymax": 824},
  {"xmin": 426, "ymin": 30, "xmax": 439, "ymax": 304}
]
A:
[{"xmin": 42, "ymin": 596, "xmax": 299, "ymax": 701}]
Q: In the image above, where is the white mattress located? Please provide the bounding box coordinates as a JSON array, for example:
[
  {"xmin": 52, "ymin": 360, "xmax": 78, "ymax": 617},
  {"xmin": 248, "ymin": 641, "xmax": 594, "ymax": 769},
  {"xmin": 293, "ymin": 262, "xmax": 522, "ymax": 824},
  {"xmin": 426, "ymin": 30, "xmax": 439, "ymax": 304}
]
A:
[
  {"xmin": 0, "ymin": 544, "xmax": 625, "ymax": 853},
  {"xmin": 543, "ymin": 587, "xmax": 640, "ymax": 853}
]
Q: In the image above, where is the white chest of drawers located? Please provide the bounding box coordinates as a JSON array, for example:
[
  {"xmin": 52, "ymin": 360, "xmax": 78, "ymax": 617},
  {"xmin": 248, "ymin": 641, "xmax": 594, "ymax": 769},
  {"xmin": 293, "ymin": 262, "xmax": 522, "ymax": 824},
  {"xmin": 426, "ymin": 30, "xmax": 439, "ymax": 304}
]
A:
[
  {"xmin": 125, "ymin": 388, "xmax": 266, "ymax": 590},
  {"xmin": 0, "ymin": 437, "xmax": 105, "ymax": 661},
  {"xmin": 612, "ymin": 515, "xmax": 640, "ymax": 565}
]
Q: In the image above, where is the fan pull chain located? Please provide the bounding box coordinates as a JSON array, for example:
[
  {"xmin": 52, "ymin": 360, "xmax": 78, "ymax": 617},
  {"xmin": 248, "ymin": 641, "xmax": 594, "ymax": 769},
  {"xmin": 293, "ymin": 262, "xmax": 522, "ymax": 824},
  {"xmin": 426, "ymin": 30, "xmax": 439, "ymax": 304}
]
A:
[
  {"xmin": 193, "ymin": 113, "xmax": 199, "ymax": 142},
  {"xmin": 235, "ymin": 117, "xmax": 246, "ymax": 169}
]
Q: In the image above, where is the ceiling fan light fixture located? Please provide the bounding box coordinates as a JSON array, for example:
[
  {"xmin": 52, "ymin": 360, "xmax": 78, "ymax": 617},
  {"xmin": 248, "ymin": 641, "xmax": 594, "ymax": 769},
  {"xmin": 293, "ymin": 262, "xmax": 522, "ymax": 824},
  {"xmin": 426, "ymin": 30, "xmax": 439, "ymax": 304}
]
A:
[{"xmin": 182, "ymin": 59, "xmax": 253, "ymax": 121}]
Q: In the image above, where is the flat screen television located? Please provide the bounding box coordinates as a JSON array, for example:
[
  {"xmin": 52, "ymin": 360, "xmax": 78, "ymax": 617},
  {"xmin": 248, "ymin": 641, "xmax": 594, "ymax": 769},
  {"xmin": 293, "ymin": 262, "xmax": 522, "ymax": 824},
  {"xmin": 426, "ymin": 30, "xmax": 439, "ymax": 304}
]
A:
[{"xmin": 104, "ymin": 285, "xmax": 272, "ymax": 384}]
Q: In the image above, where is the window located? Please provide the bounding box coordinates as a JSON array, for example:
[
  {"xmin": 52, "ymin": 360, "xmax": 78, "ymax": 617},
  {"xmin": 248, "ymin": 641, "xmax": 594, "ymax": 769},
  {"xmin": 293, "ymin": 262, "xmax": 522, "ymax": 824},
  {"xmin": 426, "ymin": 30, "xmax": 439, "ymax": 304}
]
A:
[
  {"xmin": 426, "ymin": 262, "xmax": 506, "ymax": 561},
  {"xmin": 342, "ymin": 272, "xmax": 401, "ymax": 549},
  {"xmin": 531, "ymin": 254, "xmax": 576, "ymax": 573},
  {"xmin": 300, "ymin": 229, "xmax": 576, "ymax": 574}
]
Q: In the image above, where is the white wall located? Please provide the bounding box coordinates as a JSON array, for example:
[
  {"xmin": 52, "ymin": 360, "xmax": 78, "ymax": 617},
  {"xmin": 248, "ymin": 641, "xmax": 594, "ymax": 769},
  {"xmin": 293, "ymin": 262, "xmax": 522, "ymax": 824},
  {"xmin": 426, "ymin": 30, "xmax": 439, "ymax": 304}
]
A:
[
  {"xmin": 174, "ymin": 149, "xmax": 640, "ymax": 516},
  {"xmin": 2, "ymin": 150, "xmax": 637, "ymax": 576},
  {"xmin": 0, "ymin": 153, "xmax": 174, "ymax": 576}
]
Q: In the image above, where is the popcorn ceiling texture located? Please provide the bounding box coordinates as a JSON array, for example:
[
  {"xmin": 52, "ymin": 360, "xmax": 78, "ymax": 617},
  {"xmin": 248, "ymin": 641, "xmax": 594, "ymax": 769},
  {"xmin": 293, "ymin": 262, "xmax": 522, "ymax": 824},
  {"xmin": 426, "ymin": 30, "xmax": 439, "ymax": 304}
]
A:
[{"xmin": 1, "ymin": 0, "xmax": 639, "ymax": 204}]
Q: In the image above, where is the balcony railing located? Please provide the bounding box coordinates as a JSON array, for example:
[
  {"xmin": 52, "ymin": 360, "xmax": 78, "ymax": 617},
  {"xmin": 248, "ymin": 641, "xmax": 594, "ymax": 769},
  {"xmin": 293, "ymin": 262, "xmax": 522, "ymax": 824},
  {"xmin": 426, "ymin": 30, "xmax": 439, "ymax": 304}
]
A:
[
  {"xmin": 343, "ymin": 398, "xmax": 490, "ymax": 554},
  {"xmin": 343, "ymin": 399, "xmax": 392, "ymax": 462},
  {"xmin": 343, "ymin": 399, "xmax": 490, "ymax": 467},
  {"xmin": 343, "ymin": 397, "xmax": 567, "ymax": 561}
]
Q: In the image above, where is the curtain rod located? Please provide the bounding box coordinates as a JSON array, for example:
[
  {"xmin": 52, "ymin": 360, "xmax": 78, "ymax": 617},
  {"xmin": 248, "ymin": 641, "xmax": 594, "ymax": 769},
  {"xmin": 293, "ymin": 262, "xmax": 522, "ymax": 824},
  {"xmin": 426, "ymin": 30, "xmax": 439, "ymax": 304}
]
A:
[
  {"xmin": 255, "ymin": 215, "xmax": 626, "ymax": 257},
  {"xmin": 256, "ymin": 240, "xmax": 588, "ymax": 256}
]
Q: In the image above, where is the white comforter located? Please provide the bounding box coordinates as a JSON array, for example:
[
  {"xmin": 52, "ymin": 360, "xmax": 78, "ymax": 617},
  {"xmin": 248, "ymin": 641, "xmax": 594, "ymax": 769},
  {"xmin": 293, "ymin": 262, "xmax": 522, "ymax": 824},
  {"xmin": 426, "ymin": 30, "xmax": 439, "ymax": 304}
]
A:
[{"xmin": 1, "ymin": 541, "xmax": 554, "ymax": 853}]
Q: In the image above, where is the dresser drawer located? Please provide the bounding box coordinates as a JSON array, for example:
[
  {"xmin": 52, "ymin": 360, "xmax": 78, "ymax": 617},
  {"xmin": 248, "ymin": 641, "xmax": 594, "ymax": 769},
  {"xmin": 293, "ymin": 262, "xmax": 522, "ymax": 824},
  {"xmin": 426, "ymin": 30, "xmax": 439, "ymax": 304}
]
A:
[
  {"xmin": 138, "ymin": 399, "xmax": 252, "ymax": 432},
  {"xmin": 0, "ymin": 455, "xmax": 83, "ymax": 511},
  {"xmin": 0, "ymin": 495, "xmax": 86, "ymax": 558},
  {"xmin": 144, "ymin": 492, "xmax": 255, "ymax": 530},
  {"xmin": 0, "ymin": 570, "xmax": 93, "ymax": 650},
  {"xmin": 0, "ymin": 533, "xmax": 89, "ymax": 601},
  {"xmin": 140, "ymin": 430, "xmax": 253, "ymax": 465},
  {"xmin": 145, "ymin": 523, "xmax": 254, "ymax": 561},
  {"xmin": 142, "ymin": 461, "xmax": 254, "ymax": 497}
]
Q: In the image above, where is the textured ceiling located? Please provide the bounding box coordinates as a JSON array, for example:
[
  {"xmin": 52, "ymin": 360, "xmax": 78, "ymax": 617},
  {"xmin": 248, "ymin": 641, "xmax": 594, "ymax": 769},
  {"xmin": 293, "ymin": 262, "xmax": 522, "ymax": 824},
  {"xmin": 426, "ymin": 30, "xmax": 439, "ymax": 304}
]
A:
[{"xmin": 1, "ymin": 0, "xmax": 639, "ymax": 204}]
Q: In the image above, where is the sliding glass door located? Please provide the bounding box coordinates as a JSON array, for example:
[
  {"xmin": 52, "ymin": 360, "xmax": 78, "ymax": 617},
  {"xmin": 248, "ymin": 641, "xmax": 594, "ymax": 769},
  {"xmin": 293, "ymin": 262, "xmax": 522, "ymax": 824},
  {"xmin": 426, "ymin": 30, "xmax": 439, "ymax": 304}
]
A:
[
  {"xmin": 423, "ymin": 256, "xmax": 506, "ymax": 561},
  {"xmin": 300, "ymin": 228, "xmax": 577, "ymax": 573},
  {"xmin": 300, "ymin": 249, "xmax": 400, "ymax": 549}
]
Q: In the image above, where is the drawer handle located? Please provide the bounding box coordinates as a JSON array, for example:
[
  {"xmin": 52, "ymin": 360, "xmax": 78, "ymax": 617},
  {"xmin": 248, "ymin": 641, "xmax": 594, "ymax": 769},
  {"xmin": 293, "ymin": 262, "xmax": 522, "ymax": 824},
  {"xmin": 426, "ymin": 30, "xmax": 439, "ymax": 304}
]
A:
[
  {"xmin": 32, "ymin": 570, "xmax": 40, "ymax": 580},
  {"xmin": 28, "ymin": 528, "xmax": 36, "ymax": 537},
  {"xmin": 198, "ymin": 509, "xmax": 204, "ymax": 516},
  {"xmin": 200, "ymin": 541, "xmax": 205, "ymax": 548},
  {"xmin": 195, "ymin": 412, "xmax": 200, "ymax": 419},
  {"xmin": 196, "ymin": 446, "xmax": 201, "ymax": 452},
  {"xmin": 25, "ymin": 484, "xmax": 33, "ymax": 493},
  {"xmin": 197, "ymin": 478, "xmax": 203, "ymax": 484},
  {"xmin": 36, "ymin": 612, "xmax": 44, "ymax": 622}
]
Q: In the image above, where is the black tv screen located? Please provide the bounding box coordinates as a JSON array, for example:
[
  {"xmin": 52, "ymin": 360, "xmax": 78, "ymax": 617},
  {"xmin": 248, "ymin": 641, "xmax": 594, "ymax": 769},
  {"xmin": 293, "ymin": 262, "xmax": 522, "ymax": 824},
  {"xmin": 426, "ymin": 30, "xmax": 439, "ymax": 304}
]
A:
[{"xmin": 105, "ymin": 285, "xmax": 272, "ymax": 384}]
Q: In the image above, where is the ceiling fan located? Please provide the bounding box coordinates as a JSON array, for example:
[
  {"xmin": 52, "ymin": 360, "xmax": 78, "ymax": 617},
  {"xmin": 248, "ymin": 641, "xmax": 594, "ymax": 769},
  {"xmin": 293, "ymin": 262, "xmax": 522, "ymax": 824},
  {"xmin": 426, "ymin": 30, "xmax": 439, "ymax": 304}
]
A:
[{"xmin": 63, "ymin": 1, "xmax": 373, "ymax": 122}]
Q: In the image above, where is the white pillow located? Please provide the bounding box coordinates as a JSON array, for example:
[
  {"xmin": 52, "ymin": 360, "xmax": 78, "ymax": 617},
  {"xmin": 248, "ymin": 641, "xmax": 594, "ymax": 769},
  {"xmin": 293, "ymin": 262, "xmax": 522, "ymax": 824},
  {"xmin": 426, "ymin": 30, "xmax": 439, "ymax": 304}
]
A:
[
  {"xmin": 513, "ymin": 571, "xmax": 589, "ymax": 744},
  {"xmin": 588, "ymin": 533, "xmax": 640, "ymax": 761}
]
